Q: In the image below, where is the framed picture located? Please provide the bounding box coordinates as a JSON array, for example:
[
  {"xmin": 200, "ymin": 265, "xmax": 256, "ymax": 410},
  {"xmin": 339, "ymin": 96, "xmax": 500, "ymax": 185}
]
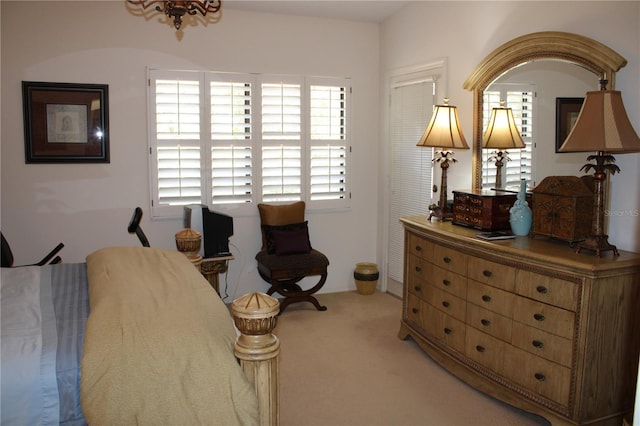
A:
[
  {"xmin": 22, "ymin": 81, "xmax": 109, "ymax": 163},
  {"xmin": 555, "ymin": 97, "xmax": 583, "ymax": 153}
]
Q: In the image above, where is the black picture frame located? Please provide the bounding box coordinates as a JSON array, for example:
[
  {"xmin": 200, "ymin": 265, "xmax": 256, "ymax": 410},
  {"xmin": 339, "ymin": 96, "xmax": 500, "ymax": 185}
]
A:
[
  {"xmin": 555, "ymin": 97, "xmax": 583, "ymax": 153},
  {"xmin": 22, "ymin": 81, "xmax": 109, "ymax": 163}
]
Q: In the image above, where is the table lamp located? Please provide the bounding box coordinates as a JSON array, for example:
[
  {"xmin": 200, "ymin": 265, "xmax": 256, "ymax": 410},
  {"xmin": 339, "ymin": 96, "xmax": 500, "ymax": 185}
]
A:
[
  {"xmin": 483, "ymin": 101, "xmax": 525, "ymax": 189},
  {"xmin": 559, "ymin": 79, "xmax": 640, "ymax": 256},
  {"xmin": 417, "ymin": 99, "xmax": 469, "ymax": 221}
]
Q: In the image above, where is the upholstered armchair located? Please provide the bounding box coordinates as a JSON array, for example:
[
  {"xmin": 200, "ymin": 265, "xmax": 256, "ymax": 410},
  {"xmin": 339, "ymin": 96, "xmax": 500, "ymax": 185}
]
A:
[{"xmin": 255, "ymin": 202, "xmax": 329, "ymax": 314}]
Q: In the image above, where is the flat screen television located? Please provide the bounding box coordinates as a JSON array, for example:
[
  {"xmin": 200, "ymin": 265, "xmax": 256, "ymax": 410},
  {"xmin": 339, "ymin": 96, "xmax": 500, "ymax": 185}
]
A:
[{"xmin": 183, "ymin": 205, "xmax": 233, "ymax": 258}]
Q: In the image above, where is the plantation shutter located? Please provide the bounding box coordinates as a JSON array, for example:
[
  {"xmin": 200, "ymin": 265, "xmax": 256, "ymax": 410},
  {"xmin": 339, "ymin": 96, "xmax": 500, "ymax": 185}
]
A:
[
  {"xmin": 482, "ymin": 86, "xmax": 534, "ymax": 189},
  {"xmin": 261, "ymin": 80, "xmax": 302, "ymax": 202},
  {"xmin": 210, "ymin": 76, "xmax": 254, "ymax": 204},
  {"xmin": 149, "ymin": 70, "xmax": 351, "ymax": 217},
  {"xmin": 309, "ymin": 83, "xmax": 348, "ymax": 203},
  {"xmin": 151, "ymin": 71, "xmax": 204, "ymax": 213},
  {"xmin": 388, "ymin": 79, "xmax": 435, "ymax": 282}
]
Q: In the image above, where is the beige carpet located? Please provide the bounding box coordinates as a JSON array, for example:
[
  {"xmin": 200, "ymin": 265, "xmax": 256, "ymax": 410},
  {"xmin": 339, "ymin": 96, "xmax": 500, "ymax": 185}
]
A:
[{"xmin": 273, "ymin": 291, "xmax": 551, "ymax": 426}]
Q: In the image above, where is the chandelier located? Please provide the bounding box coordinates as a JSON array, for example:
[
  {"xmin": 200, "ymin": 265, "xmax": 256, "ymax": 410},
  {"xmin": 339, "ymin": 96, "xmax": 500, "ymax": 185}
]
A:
[{"xmin": 128, "ymin": 0, "xmax": 222, "ymax": 30}]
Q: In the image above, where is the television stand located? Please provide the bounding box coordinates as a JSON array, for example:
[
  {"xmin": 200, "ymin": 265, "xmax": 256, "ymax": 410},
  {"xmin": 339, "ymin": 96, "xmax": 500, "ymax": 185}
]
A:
[{"xmin": 201, "ymin": 255, "xmax": 233, "ymax": 295}]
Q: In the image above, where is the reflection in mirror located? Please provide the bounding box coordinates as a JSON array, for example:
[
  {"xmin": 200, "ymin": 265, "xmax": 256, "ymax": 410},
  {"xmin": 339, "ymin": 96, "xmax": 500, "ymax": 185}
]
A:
[
  {"xmin": 464, "ymin": 32, "xmax": 628, "ymax": 191},
  {"xmin": 481, "ymin": 60, "xmax": 599, "ymax": 190}
]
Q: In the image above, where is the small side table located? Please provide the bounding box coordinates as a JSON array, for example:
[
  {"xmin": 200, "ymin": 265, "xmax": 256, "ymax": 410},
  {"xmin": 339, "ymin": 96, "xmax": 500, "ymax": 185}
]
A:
[{"xmin": 200, "ymin": 255, "xmax": 234, "ymax": 295}]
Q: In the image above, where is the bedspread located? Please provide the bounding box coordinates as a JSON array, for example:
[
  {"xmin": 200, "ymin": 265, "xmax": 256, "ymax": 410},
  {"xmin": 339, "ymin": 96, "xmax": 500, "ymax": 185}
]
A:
[{"xmin": 81, "ymin": 247, "xmax": 258, "ymax": 425}]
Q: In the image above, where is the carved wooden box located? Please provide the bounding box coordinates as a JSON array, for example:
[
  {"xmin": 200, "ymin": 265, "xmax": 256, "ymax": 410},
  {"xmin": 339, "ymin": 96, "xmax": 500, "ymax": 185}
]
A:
[
  {"xmin": 531, "ymin": 176, "xmax": 594, "ymax": 243},
  {"xmin": 452, "ymin": 189, "xmax": 517, "ymax": 231}
]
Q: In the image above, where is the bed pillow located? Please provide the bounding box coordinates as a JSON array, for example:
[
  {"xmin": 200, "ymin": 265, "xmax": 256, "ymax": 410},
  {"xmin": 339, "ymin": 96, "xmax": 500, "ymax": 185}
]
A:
[{"xmin": 262, "ymin": 221, "xmax": 312, "ymax": 255}]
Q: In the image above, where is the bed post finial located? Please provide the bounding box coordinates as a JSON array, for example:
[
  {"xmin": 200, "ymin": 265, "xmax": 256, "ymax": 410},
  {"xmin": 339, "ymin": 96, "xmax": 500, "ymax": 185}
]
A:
[{"xmin": 231, "ymin": 292, "xmax": 280, "ymax": 426}]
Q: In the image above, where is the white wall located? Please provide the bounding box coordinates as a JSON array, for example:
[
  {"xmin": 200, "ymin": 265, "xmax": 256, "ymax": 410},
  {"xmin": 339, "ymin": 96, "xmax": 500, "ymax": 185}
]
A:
[
  {"xmin": 0, "ymin": 1, "xmax": 381, "ymax": 301},
  {"xmin": 379, "ymin": 1, "xmax": 640, "ymax": 254}
]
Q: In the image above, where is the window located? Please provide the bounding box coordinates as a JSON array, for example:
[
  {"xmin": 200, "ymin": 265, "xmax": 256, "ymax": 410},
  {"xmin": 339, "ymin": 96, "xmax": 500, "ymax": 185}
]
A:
[
  {"xmin": 148, "ymin": 69, "xmax": 350, "ymax": 218},
  {"xmin": 482, "ymin": 85, "xmax": 534, "ymax": 189}
]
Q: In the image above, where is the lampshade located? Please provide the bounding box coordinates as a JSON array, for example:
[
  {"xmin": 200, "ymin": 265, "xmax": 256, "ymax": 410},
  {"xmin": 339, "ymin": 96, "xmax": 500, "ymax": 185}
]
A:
[
  {"xmin": 483, "ymin": 104, "xmax": 525, "ymax": 149},
  {"xmin": 559, "ymin": 90, "xmax": 640, "ymax": 153},
  {"xmin": 417, "ymin": 99, "xmax": 469, "ymax": 149}
]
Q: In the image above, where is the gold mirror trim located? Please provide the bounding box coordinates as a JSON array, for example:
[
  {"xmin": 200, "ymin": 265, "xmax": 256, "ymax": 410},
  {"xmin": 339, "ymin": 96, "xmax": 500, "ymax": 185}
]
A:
[{"xmin": 463, "ymin": 31, "xmax": 627, "ymax": 189}]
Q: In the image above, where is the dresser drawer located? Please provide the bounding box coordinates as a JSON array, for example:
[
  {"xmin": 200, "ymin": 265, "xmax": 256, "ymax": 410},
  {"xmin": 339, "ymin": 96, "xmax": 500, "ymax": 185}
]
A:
[
  {"xmin": 465, "ymin": 326, "xmax": 505, "ymax": 374},
  {"xmin": 407, "ymin": 274, "xmax": 428, "ymax": 300},
  {"xmin": 405, "ymin": 293, "xmax": 423, "ymax": 327},
  {"xmin": 467, "ymin": 280, "xmax": 514, "ymax": 318},
  {"xmin": 423, "ymin": 303, "xmax": 466, "ymax": 353},
  {"xmin": 515, "ymin": 270, "xmax": 579, "ymax": 311},
  {"xmin": 513, "ymin": 297, "xmax": 575, "ymax": 340},
  {"xmin": 466, "ymin": 303, "xmax": 512, "ymax": 342},
  {"xmin": 432, "ymin": 245, "xmax": 467, "ymax": 273},
  {"xmin": 503, "ymin": 346, "xmax": 572, "ymax": 407},
  {"xmin": 429, "ymin": 264, "xmax": 467, "ymax": 299},
  {"xmin": 407, "ymin": 254, "xmax": 433, "ymax": 286},
  {"xmin": 468, "ymin": 257, "xmax": 516, "ymax": 292},
  {"xmin": 511, "ymin": 322, "xmax": 573, "ymax": 367},
  {"xmin": 426, "ymin": 285, "xmax": 466, "ymax": 322},
  {"xmin": 408, "ymin": 233, "xmax": 434, "ymax": 262}
]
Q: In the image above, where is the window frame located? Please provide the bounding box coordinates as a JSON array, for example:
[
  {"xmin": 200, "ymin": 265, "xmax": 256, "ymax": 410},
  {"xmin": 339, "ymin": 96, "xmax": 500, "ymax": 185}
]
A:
[{"xmin": 146, "ymin": 68, "xmax": 351, "ymax": 219}]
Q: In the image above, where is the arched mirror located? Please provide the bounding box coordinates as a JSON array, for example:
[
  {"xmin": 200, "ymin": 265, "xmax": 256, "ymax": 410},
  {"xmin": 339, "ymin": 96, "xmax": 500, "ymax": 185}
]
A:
[{"xmin": 463, "ymin": 31, "xmax": 628, "ymax": 190}]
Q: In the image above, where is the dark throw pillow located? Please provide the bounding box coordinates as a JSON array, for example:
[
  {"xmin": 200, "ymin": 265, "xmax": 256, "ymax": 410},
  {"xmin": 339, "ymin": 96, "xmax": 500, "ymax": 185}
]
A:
[{"xmin": 262, "ymin": 221, "xmax": 312, "ymax": 255}]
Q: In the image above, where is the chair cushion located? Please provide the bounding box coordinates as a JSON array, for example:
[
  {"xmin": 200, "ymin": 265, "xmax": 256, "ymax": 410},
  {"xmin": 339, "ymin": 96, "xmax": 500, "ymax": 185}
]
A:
[
  {"xmin": 256, "ymin": 249, "xmax": 329, "ymax": 275},
  {"xmin": 262, "ymin": 221, "xmax": 312, "ymax": 255},
  {"xmin": 258, "ymin": 202, "xmax": 306, "ymax": 250}
]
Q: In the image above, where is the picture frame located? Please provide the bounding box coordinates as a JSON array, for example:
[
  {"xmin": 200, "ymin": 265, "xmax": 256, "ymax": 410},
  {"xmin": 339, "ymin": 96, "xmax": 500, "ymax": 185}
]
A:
[
  {"xmin": 22, "ymin": 81, "xmax": 109, "ymax": 163},
  {"xmin": 555, "ymin": 97, "xmax": 584, "ymax": 153}
]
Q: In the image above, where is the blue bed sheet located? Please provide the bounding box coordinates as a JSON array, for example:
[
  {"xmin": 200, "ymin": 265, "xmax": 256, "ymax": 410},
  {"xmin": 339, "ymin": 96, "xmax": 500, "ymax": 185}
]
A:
[
  {"xmin": 0, "ymin": 263, "xmax": 88, "ymax": 426},
  {"xmin": 51, "ymin": 263, "xmax": 89, "ymax": 426}
]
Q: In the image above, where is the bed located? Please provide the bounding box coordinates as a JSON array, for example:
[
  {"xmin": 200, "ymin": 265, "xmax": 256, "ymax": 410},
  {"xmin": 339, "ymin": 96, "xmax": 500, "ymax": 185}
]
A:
[{"xmin": 1, "ymin": 246, "xmax": 279, "ymax": 425}]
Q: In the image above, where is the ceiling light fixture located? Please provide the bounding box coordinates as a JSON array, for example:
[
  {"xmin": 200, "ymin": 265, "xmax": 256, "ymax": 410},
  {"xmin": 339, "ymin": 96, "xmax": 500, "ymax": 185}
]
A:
[{"xmin": 128, "ymin": 0, "xmax": 222, "ymax": 30}]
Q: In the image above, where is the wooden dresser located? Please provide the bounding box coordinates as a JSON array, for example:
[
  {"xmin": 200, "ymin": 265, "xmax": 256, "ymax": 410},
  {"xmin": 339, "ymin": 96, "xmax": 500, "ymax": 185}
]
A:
[{"xmin": 398, "ymin": 216, "xmax": 640, "ymax": 425}]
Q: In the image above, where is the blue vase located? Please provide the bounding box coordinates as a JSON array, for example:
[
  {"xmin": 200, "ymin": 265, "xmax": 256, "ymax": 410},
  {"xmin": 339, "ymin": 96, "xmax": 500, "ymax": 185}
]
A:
[{"xmin": 509, "ymin": 179, "xmax": 532, "ymax": 236}]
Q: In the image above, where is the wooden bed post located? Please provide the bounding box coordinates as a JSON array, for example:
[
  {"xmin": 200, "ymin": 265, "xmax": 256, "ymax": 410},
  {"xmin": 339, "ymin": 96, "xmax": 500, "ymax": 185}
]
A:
[{"xmin": 231, "ymin": 292, "xmax": 280, "ymax": 426}]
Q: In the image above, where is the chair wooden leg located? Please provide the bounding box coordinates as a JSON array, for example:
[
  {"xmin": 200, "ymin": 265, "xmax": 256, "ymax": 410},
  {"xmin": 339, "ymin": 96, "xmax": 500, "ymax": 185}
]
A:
[{"xmin": 261, "ymin": 272, "xmax": 328, "ymax": 314}]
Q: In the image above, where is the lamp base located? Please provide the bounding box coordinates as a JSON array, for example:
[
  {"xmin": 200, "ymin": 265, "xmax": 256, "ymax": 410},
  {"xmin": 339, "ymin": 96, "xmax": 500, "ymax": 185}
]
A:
[
  {"xmin": 575, "ymin": 235, "xmax": 619, "ymax": 257},
  {"xmin": 428, "ymin": 203, "xmax": 453, "ymax": 222}
]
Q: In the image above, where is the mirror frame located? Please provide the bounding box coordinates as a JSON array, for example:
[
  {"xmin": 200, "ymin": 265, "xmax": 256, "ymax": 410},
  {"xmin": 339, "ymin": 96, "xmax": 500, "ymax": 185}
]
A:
[{"xmin": 463, "ymin": 31, "xmax": 627, "ymax": 189}]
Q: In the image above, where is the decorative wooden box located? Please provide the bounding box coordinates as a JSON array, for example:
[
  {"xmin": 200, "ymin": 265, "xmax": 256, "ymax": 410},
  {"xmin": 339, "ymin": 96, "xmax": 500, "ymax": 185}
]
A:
[
  {"xmin": 452, "ymin": 189, "xmax": 518, "ymax": 231},
  {"xmin": 531, "ymin": 176, "xmax": 594, "ymax": 243}
]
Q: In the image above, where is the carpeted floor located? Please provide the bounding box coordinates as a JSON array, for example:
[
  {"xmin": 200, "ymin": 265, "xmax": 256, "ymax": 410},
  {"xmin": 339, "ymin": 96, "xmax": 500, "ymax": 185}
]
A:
[{"xmin": 273, "ymin": 290, "xmax": 551, "ymax": 426}]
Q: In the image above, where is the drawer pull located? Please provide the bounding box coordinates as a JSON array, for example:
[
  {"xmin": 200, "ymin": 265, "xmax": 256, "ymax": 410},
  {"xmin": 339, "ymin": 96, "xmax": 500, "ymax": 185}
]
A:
[
  {"xmin": 534, "ymin": 313, "xmax": 545, "ymax": 322},
  {"xmin": 413, "ymin": 285, "xmax": 422, "ymax": 292},
  {"xmin": 415, "ymin": 266, "xmax": 422, "ymax": 273},
  {"xmin": 475, "ymin": 345, "xmax": 485, "ymax": 353},
  {"xmin": 536, "ymin": 286, "xmax": 548, "ymax": 294},
  {"xmin": 442, "ymin": 279, "xmax": 451, "ymax": 286},
  {"xmin": 481, "ymin": 295, "xmax": 492, "ymax": 303},
  {"xmin": 482, "ymin": 270, "xmax": 493, "ymax": 278},
  {"xmin": 442, "ymin": 301, "xmax": 450, "ymax": 308},
  {"xmin": 443, "ymin": 256, "xmax": 452, "ymax": 264},
  {"xmin": 532, "ymin": 340, "xmax": 544, "ymax": 349},
  {"xmin": 412, "ymin": 308, "xmax": 419, "ymax": 314},
  {"xmin": 481, "ymin": 319, "xmax": 491, "ymax": 327},
  {"xmin": 415, "ymin": 245, "xmax": 423, "ymax": 252},
  {"xmin": 444, "ymin": 328, "xmax": 452, "ymax": 335},
  {"xmin": 534, "ymin": 373, "xmax": 546, "ymax": 382}
]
